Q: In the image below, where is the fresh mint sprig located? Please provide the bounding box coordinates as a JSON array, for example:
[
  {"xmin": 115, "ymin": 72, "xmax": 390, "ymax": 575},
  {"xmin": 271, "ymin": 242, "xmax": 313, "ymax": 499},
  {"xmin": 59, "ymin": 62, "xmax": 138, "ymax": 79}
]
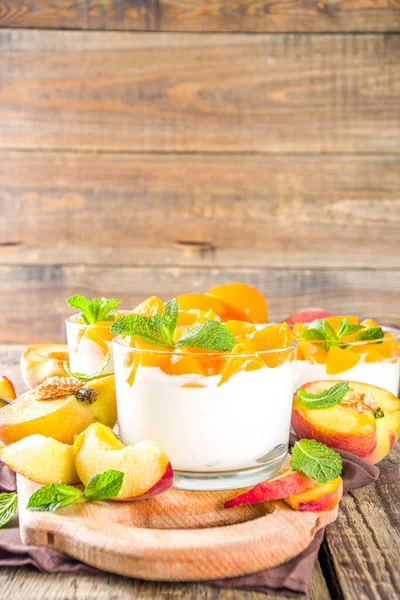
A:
[
  {"xmin": 300, "ymin": 317, "xmax": 384, "ymax": 351},
  {"xmin": 28, "ymin": 470, "xmax": 124, "ymax": 513},
  {"xmin": 291, "ymin": 439, "xmax": 343, "ymax": 484},
  {"xmin": 63, "ymin": 353, "xmax": 111, "ymax": 381},
  {"xmin": 354, "ymin": 327, "xmax": 384, "ymax": 343},
  {"xmin": 67, "ymin": 295, "xmax": 121, "ymax": 325},
  {"xmin": 297, "ymin": 381, "xmax": 350, "ymax": 409},
  {"xmin": 111, "ymin": 298, "xmax": 236, "ymax": 353},
  {"xmin": 0, "ymin": 492, "xmax": 18, "ymax": 527}
]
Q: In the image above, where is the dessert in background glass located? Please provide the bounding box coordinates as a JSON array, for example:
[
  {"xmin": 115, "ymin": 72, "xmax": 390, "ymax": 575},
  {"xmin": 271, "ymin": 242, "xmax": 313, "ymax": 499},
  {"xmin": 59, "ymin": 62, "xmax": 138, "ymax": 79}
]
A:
[
  {"xmin": 112, "ymin": 307, "xmax": 296, "ymax": 491},
  {"xmin": 293, "ymin": 316, "xmax": 400, "ymax": 396},
  {"xmin": 66, "ymin": 295, "xmax": 122, "ymax": 375}
]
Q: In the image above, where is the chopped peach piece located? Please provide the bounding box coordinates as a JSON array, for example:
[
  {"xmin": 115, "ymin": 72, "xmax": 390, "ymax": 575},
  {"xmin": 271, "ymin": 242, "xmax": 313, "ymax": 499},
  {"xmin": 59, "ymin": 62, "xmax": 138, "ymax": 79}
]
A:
[
  {"xmin": 88, "ymin": 323, "xmax": 114, "ymax": 342},
  {"xmin": 378, "ymin": 333, "xmax": 400, "ymax": 359},
  {"xmin": 177, "ymin": 308, "xmax": 218, "ymax": 326},
  {"xmin": 292, "ymin": 322, "xmax": 307, "ymax": 337},
  {"xmin": 360, "ymin": 318, "xmax": 379, "ymax": 328},
  {"xmin": 175, "ymin": 293, "xmax": 229, "ymax": 319},
  {"xmin": 206, "ymin": 283, "xmax": 268, "ymax": 324},
  {"xmin": 162, "ymin": 354, "xmax": 206, "ymax": 376},
  {"xmin": 298, "ymin": 341, "xmax": 327, "ymax": 364},
  {"xmin": 133, "ymin": 296, "xmax": 164, "ymax": 317},
  {"xmin": 225, "ymin": 320, "xmax": 256, "ymax": 336},
  {"xmin": 219, "ymin": 339, "xmax": 264, "ymax": 385},
  {"xmin": 251, "ymin": 323, "xmax": 294, "ymax": 367},
  {"xmin": 364, "ymin": 350, "xmax": 385, "ymax": 363},
  {"xmin": 326, "ymin": 346, "xmax": 361, "ymax": 375},
  {"xmin": 81, "ymin": 328, "xmax": 109, "ymax": 356}
]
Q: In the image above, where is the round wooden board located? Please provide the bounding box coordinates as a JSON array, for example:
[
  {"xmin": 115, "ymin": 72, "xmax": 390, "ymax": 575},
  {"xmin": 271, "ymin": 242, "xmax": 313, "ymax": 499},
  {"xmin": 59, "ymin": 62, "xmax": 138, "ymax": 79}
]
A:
[{"xmin": 17, "ymin": 469, "xmax": 338, "ymax": 582}]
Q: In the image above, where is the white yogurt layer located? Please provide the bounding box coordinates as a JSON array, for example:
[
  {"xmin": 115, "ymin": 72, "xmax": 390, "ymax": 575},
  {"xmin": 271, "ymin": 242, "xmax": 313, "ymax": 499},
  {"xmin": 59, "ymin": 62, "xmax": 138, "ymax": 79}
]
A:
[
  {"xmin": 295, "ymin": 359, "xmax": 400, "ymax": 396},
  {"xmin": 66, "ymin": 325, "xmax": 114, "ymax": 376},
  {"xmin": 114, "ymin": 353, "xmax": 294, "ymax": 472}
]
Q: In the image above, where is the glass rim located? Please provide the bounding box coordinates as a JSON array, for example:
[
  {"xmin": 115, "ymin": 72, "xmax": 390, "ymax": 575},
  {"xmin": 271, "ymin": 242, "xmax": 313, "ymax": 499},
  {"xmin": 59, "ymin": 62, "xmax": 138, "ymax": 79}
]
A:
[
  {"xmin": 295, "ymin": 325, "xmax": 400, "ymax": 346},
  {"xmin": 112, "ymin": 335, "xmax": 298, "ymax": 358}
]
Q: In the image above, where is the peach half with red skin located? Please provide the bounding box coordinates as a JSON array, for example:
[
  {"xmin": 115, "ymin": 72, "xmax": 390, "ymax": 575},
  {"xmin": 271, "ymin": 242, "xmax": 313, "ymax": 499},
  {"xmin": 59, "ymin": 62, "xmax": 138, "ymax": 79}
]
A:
[
  {"xmin": 73, "ymin": 423, "xmax": 173, "ymax": 501},
  {"xmin": 292, "ymin": 381, "xmax": 400, "ymax": 464}
]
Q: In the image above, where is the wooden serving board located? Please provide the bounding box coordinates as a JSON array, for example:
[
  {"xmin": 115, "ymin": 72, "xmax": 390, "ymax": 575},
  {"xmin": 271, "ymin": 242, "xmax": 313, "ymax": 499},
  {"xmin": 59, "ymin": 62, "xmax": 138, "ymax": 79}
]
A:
[{"xmin": 17, "ymin": 464, "xmax": 338, "ymax": 581}]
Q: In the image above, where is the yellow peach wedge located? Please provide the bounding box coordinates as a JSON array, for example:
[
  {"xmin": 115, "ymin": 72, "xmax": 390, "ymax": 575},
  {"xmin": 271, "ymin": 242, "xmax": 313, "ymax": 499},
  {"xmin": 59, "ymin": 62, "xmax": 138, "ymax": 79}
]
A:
[
  {"xmin": 0, "ymin": 434, "xmax": 79, "ymax": 485},
  {"xmin": 0, "ymin": 376, "xmax": 16, "ymax": 408},
  {"xmin": 73, "ymin": 423, "xmax": 173, "ymax": 501}
]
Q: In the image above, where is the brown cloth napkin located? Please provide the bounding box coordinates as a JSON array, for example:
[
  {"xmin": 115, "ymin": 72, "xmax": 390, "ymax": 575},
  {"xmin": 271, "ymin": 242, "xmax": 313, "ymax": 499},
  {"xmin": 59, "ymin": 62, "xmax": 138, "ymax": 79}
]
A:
[{"xmin": 0, "ymin": 442, "xmax": 379, "ymax": 597}]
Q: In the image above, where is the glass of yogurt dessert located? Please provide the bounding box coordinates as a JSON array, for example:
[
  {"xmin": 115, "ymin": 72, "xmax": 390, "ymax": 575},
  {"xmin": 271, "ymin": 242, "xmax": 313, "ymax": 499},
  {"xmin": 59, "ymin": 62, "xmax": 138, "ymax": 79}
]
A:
[
  {"xmin": 112, "ymin": 310, "xmax": 297, "ymax": 491},
  {"xmin": 65, "ymin": 295, "xmax": 122, "ymax": 375},
  {"xmin": 293, "ymin": 316, "xmax": 400, "ymax": 396}
]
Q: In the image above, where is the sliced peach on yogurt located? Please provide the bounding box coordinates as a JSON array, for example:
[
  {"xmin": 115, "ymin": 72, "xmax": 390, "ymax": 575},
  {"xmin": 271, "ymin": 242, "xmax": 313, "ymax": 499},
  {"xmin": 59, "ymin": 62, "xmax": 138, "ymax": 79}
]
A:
[
  {"xmin": 325, "ymin": 346, "xmax": 361, "ymax": 375},
  {"xmin": 133, "ymin": 296, "xmax": 164, "ymax": 317},
  {"xmin": 80, "ymin": 328, "xmax": 109, "ymax": 357},
  {"xmin": 175, "ymin": 293, "xmax": 229, "ymax": 320},
  {"xmin": 206, "ymin": 283, "xmax": 268, "ymax": 324},
  {"xmin": 219, "ymin": 339, "xmax": 264, "ymax": 385}
]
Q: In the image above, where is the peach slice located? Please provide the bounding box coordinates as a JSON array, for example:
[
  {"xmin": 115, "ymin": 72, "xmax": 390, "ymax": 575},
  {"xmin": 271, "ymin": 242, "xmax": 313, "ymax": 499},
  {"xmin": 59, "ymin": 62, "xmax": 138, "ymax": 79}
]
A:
[
  {"xmin": 177, "ymin": 308, "xmax": 218, "ymax": 326},
  {"xmin": 0, "ymin": 375, "xmax": 117, "ymax": 446},
  {"xmin": 292, "ymin": 380, "xmax": 400, "ymax": 463},
  {"xmin": 133, "ymin": 296, "xmax": 164, "ymax": 317},
  {"xmin": 325, "ymin": 346, "xmax": 361, "ymax": 375},
  {"xmin": 325, "ymin": 315, "xmax": 359, "ymax": 329},
  {"xmin": 206, "ymin": 283, "xmax": 268, "ymax": 324},
  {"xmin": 175, "ymin": 293, "xmax": 229, "ymax": 320},
  {"xmin": 0, "ymin": 376, "xmax": 16, "ymax": 408},
  {"xmin": 224, "ymin": 469, "xmax": 317, "ymax": 508},
  {"xmin": 1, "ymin": 434, "xmax": 79, "ymax": 484},
  {"xmin": 20, "ymin": 344, "xmax": 69, "ymax": 389},
  {"xmin": 73, "ymin": 423, "xmax": 173, "ymax": 501},
  {"xmin": 285, "ymin": 308, "xmax": 333, "ymax": 325},
  {"xmin": 284, "ymin": 476, "xmax": 343, "ymax": 511}
]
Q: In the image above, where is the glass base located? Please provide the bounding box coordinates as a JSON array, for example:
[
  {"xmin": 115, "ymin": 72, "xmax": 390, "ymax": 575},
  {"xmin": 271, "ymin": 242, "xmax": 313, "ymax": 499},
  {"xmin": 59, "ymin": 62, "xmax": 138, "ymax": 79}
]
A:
[{"xmin": 172, "ymin": 444, "xmax": 288, "ymax": 491}]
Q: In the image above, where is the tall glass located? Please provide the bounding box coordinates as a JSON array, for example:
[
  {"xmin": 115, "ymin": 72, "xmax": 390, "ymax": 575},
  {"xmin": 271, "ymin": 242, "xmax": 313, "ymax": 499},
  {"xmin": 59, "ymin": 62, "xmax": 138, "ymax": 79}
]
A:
[
  {"xmin": 65, "ymin": 316, "xmax": 114, "ymax": 375},
  {"xmin": 113, "ymin": 337, "xmax": 297, "ymax": 491}
]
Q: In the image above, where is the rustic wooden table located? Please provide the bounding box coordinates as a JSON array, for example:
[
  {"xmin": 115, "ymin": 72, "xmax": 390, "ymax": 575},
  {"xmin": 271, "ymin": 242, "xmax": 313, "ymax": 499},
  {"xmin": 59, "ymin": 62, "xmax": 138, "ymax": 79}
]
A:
[{"xmin": 0, "ymin": 345, "xmax": 399, "ymax": 600}]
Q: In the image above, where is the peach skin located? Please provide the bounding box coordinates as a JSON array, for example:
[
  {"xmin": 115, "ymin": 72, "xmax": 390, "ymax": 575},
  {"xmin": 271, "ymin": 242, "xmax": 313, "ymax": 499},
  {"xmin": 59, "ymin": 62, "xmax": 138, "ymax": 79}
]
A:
[
  {"xmin": 224, "ymin": 469, "xmax": 317, "ymax": 508},
  {"xmin": 73, "ymin": 423, "xmax": 173, "ymax": 501},
  {"xmin": 285, "ymin": 308, "xmax": 333, "ymax": 325},
  {"xmin": 292, "ymin": 381, "xmax": 400, "ymax": 464},
  {"xmin": 284, "ymin": 476, "xmax": 343, "ymax": 511}
]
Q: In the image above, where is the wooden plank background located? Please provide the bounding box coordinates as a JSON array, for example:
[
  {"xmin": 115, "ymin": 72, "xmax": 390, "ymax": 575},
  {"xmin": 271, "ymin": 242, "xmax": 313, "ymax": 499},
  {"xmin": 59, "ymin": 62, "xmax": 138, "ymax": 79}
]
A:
[{"xmin": 0, "ymin": 3, "xmax": 399, "ymax": 346}]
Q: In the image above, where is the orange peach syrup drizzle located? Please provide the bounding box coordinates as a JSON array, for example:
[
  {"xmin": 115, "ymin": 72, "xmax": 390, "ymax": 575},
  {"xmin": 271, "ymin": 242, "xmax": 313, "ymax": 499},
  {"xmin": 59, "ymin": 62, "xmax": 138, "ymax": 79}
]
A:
[
  {"xmin": 124, "ymin": 323, "xmax": 294, "ymax": 387},
  {"xmin": 293, "ymin": 318, "xmax": 400, "ymax": 371}
]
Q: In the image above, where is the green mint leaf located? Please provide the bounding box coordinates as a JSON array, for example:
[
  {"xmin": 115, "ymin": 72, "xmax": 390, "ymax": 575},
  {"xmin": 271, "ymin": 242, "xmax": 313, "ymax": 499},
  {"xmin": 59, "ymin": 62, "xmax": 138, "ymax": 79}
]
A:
[
  {"xmin": 301, "ymin": 319, "xmax": 338, "ymax": 352},
  {"xmin": 27, "ymin": 484, "xmax": 84, "ymax": 513},
  {"xmin": 291, "ymin": 439, "xmax": 343, "ymax": 484},
  {"xmin": 63, "ymin": 353, "xmax": 111, "ymax": 381},
  {"xmin": 110, "ymin": 315, "xmax": 173, "ymax": 348},
  {"xmin": 176, "ymin": 320, "xmax": 236, "ymax": 352},
  {"xmin": 297, "ymin": 381, "xmax": 350, "ymax": 409},
  {"xmin": 355, "ymin": 327, "xmax": 384, "ymax": 343},
  {"xmin": 0, "ymin": 492, "xmax": 18, "ymax": 527},
  {"xmin": 162, "ymin": 299, "xmax": 179, "ymax": 343},
  {"xmin": 84, "ymin": 470, "xmax": 124, "ymax": 501},
  {"xmin": 373, "ymin": 407, "xmax": 384, "ymax": 419},
  {"xmin": 67, "ymin": 295, "xmax": 121, "ymax": 324},
  {"xmin": 337, "ymin": 319, "xmax": 364, "ymax": 339}
]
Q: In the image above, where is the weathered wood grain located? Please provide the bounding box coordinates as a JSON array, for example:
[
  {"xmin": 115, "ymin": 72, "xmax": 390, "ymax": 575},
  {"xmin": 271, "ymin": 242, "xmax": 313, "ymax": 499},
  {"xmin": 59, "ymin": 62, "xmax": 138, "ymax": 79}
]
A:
[
  {"xmin": 0, "ymin": 30, "xmax": 399, "ymax": 153},
  {"xmin": 1, "ymin": 152, "xmax": 399, "ymax": 269},
  {"xmin": 0, "ymin": 0, "xmax": 399, "ymax": 32},
  {"xmin": 1, "ymin": 266, "xmax": 399, "ymax": 343},
  {"xmin": 320, "ymin": 442, "xmax": 400, "ymax": 600},
  {"xmin": 0, "ymin": 345, "xmax": 331, "ymax": 599}
]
